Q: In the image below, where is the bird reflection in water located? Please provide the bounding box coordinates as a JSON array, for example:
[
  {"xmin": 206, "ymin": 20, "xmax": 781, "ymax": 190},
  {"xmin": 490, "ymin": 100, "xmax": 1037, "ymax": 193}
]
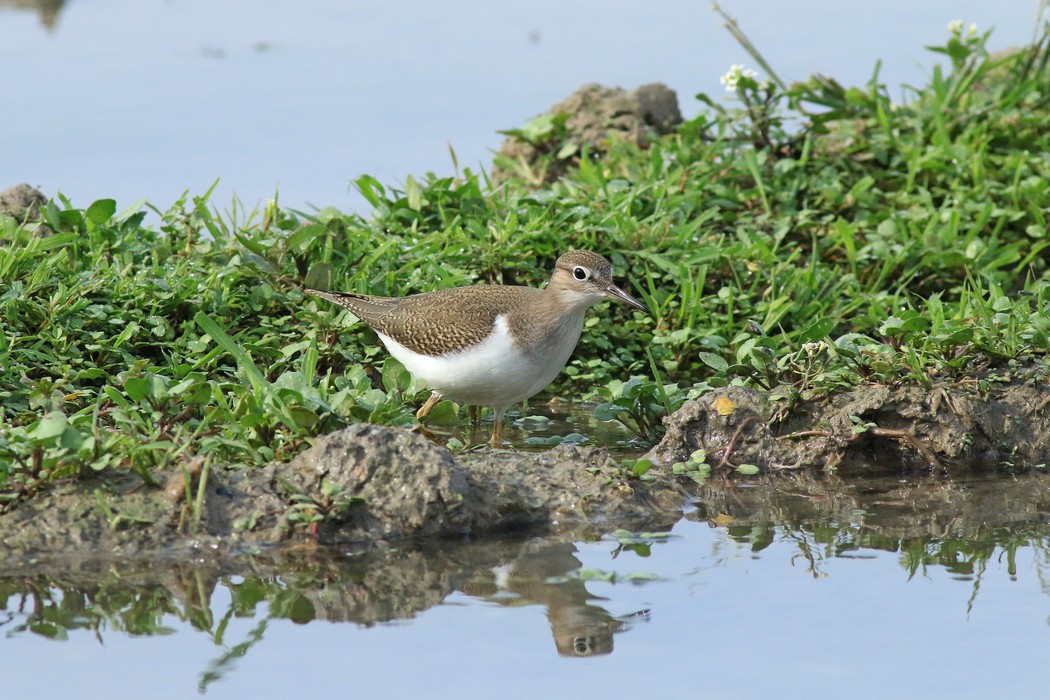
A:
[{"xmin": 461, "ymin": 538, "xmax": 650, "ymax": 657}]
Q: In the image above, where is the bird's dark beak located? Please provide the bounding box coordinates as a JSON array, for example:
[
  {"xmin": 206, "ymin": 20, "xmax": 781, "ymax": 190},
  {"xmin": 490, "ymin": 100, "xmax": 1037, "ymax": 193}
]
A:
[{"xmin": 605, "ymin": 284, "xmax": 650, "ymax": 314}]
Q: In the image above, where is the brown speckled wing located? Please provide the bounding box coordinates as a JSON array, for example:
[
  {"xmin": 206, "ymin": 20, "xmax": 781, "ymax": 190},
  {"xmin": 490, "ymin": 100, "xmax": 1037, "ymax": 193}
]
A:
[{"xmin": 308, "ymin": 285, "xmax": 541, "ymax": 356}]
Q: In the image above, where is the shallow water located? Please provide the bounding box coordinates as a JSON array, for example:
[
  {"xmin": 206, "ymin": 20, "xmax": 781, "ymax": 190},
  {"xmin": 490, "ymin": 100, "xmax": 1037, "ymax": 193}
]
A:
[
  {"xmin": 6, "ymin": 473, "xmax": 1050, "ymax": 699},
  {"xmin": 422, "ymin": 397, "xmax": 653, "ymax": 453},
  {"xmin": 2, "ymin": 0, "xmax": 1041, "ymax": 214}
]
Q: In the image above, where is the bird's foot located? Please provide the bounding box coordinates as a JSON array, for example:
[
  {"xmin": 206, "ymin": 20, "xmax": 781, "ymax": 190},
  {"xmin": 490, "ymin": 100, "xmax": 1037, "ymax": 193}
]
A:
[{"xmin": 416, "ymin": 392, "xmax": 442, "ymax": 420}]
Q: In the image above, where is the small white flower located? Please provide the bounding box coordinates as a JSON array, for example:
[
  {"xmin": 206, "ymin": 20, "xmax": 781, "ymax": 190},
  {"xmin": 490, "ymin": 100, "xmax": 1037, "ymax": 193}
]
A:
[
  {"xmin": 720, "ymin": 64, "xmax": 743, "ymax": 91},
  {"xmin": 802, "ymin": 342, "xmax": 824, "ymax": 357},
  {"xmin": 968, "ymin": 23, "xmax": 978, "ymax": 36},
  {"xmin": 719, "ymin": 64, "xmax": 759, "ymax": 92},
  {"xmin": 947, "ymin": 19, "xmax": 963, "ymax": 34}
]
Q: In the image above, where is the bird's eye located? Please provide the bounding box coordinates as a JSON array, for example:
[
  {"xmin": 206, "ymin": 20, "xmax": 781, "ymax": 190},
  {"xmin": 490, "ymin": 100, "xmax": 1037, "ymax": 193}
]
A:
[{"xmin": 573, "ymin": 266, "xmax": 588, "ymax": 280}]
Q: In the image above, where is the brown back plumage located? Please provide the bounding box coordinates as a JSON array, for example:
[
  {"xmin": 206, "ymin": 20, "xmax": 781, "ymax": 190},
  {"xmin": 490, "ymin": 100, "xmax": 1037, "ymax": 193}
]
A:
[
  {"xmin": 306, "ymin": 285, "xmax": 544, "ymax": 356},
  {"xmin": 306, "ymin": 249, "xmax": 648, "ymax": 357}
]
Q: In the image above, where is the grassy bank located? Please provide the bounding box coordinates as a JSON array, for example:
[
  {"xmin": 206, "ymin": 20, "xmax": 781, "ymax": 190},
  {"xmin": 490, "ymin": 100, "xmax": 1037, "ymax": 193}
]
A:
[{"xmin": 2, "ymin": 21, "xmax": 1050, "ymax": 496}]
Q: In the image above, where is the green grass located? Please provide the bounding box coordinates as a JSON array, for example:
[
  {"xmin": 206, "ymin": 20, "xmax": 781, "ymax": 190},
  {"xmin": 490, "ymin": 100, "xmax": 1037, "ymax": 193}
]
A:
[{"xmin": 3, "ymin": 17, "xmax": 1050, "ymax": 495}]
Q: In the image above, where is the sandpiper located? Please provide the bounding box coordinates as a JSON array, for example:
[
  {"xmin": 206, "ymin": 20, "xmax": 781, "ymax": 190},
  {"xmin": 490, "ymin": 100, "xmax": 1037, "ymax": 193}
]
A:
[{"xmin": 307, "ymin": 250, "xmax": 649, "ymax": 446}]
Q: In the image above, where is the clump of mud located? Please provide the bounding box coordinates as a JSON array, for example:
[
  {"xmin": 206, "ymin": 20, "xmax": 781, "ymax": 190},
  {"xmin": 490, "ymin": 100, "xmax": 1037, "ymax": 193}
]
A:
[
  {"xmin": 647, "ymin": 369, "xmax": 1050, "ymax": 476},
  {"xmin": 492, "ymin": 82, "xmax": 682, "ymax": 186},
  {"xmin": 0, "ymin": 183, "xmax": 47, "ymax": 222}
]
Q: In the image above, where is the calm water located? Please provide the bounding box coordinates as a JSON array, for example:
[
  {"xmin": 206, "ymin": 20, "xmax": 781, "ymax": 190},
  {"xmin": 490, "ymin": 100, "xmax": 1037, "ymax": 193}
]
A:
[
  {"xmin": 5, "ymin": 473, "xmax": 1050, "ymax": 699},
  {"xmin": 424, "ymin": 397, "xmax": 655, "ymax": 453},
  {"xmin": 1, "ymin": 0, "xmax": 1042, "ymax": 215}
]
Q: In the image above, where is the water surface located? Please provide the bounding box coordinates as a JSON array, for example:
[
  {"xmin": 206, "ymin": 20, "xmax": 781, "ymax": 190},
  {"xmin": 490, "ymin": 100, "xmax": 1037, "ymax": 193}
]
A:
[{"xmin": 6, "ymin": 473, "xmax": 1050, "ymax": 699}]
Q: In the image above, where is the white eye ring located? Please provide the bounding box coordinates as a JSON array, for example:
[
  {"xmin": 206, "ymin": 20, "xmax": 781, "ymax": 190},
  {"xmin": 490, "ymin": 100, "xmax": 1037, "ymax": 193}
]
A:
[{"xmin": 573, "ymin": 266, "xmax": 589, "ymax": 280}]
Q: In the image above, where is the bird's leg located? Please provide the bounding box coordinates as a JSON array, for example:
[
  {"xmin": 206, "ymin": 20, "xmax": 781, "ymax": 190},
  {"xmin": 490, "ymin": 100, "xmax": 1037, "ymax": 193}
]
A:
[
  {"xmin": 469, "ymin": 405, "xmax": 481, "ymax": 427},
  {"xmin": 416, "ymin": 392, "xmax": 442, "ymax": 420},
  {"xmin": 490, "ymin": 408, "xmax": 506, "ymax": 448}
]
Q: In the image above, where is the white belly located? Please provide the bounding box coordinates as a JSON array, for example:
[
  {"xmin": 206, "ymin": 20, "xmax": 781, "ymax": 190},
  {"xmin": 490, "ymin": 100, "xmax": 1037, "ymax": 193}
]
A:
[{"xmin": 376, "ymin": 314, "xmax": 583, "ymax": 410}]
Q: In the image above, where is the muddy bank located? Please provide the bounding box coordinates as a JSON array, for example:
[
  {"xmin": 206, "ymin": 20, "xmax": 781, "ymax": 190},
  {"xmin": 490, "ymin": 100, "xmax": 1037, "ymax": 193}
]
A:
[
  {"xmin": 3, "ymin": 370, "xmax": 1050, "ymax": 562},
  {"xmin": 0, "ymin": 424, "xmax": 685, "ymax": 562},
  {"xmin": 647, "ymin": 377, "xmax": 1050, "ymax": 475}
]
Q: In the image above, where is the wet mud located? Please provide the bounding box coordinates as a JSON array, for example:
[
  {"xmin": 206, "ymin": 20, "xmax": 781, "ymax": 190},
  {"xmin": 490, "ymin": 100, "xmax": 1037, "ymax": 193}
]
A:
[
  {"xmin": 3, "ymin": 367, "xmax": 1050, "ymax": 562},
  {"xmin": 0, "ymin": 424, "xmax": 684, "ymax": 562},
  {"xmin": 648, "ymin": 370, "xmax": 1050, "ymax": 476}
]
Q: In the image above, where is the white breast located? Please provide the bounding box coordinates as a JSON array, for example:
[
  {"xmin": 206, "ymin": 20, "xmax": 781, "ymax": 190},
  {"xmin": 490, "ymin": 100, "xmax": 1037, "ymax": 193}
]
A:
[{"xmin": 376, "ymin": 313, "xmax": 584, "ymax": 411}]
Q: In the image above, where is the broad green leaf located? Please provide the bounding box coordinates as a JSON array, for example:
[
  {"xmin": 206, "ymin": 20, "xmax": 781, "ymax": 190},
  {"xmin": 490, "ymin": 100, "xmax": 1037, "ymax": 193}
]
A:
[
  {"xmin": 32, "ymin": 412, "xmax": 67, "ymax": 440},
  {"xmin": 124, "ymin": 377, "xmax": 150, "ymax": 402},
  {"xmin": 701, "ymin": 350, "xmax": 726, "ymax": 371},
  {"xmin": 85, "ymin": 198, "xmax": 116, "ymax": 225},
  {"xmin": 799, "ymin": 317, "xmax": 837, "ymax": 343}
]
